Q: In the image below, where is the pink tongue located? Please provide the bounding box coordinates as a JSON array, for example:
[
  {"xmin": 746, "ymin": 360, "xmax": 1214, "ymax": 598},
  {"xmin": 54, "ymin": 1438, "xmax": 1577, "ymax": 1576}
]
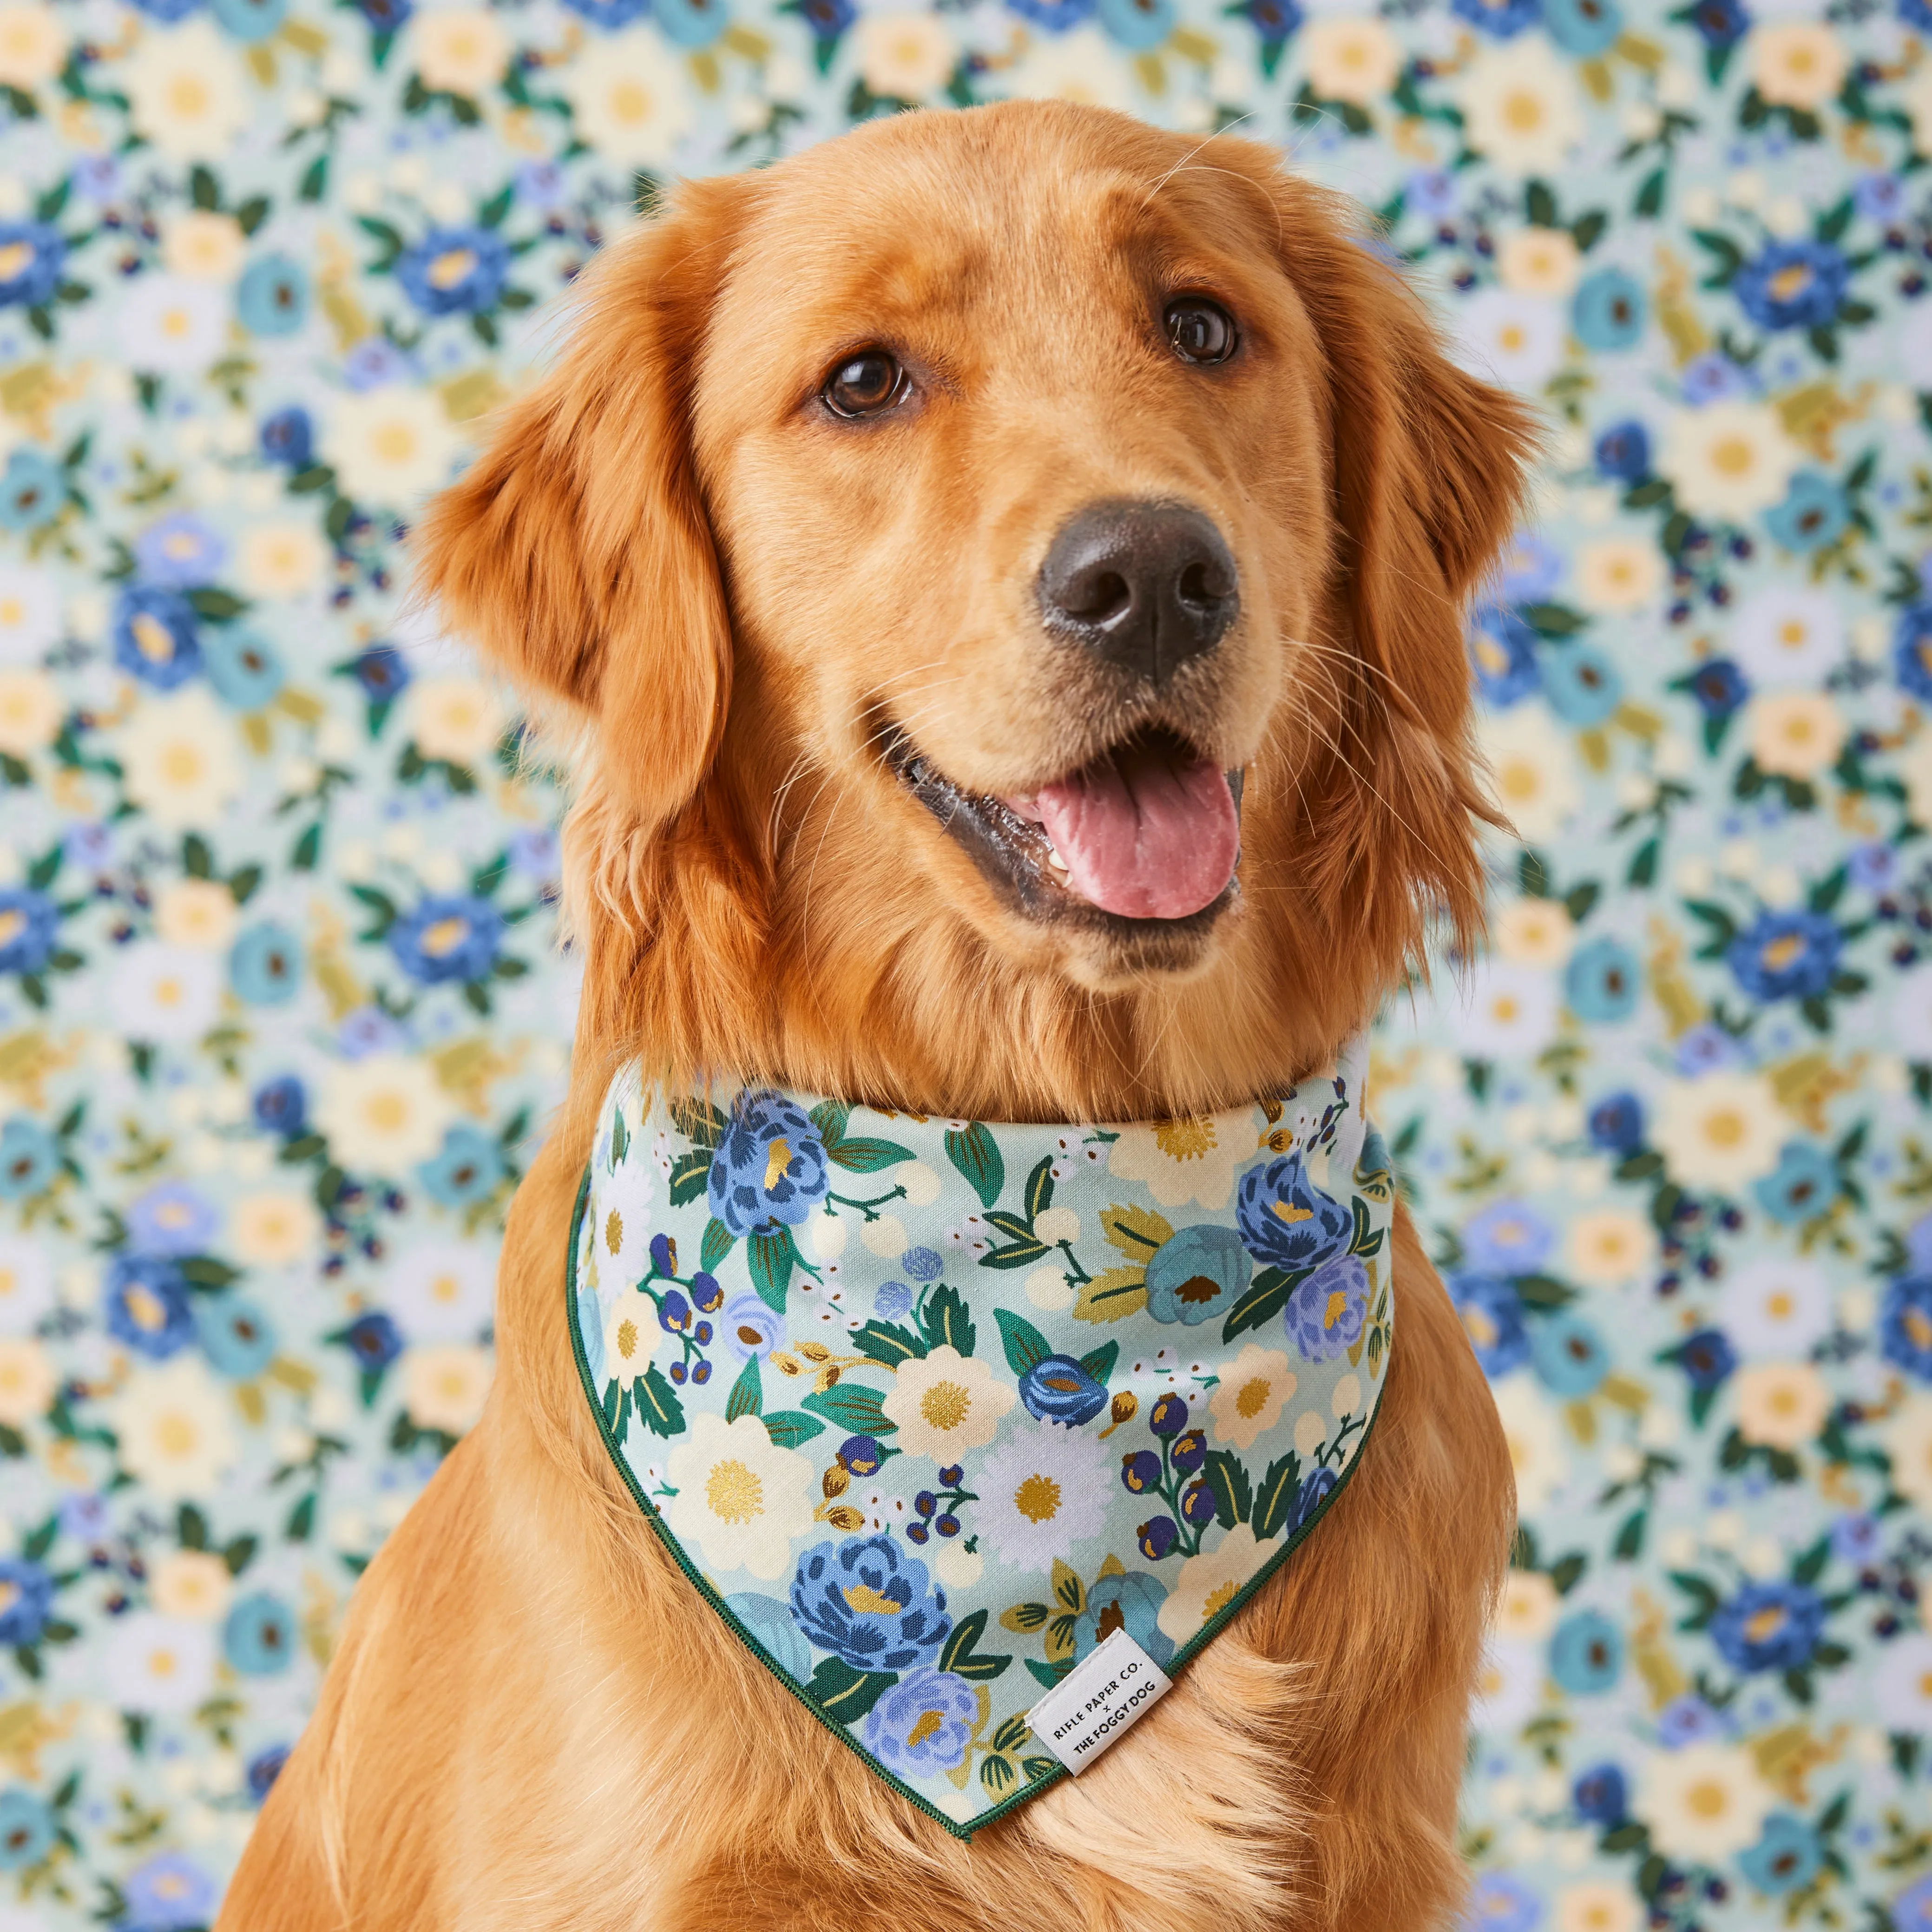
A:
[{"xmin": 1032, "ymin": 750, "xmax": 1239, "ymax": 920}]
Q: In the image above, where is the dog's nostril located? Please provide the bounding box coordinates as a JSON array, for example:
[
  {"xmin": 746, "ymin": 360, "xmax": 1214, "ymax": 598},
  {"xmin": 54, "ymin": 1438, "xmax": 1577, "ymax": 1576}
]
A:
[
  {"xmin": 1066, "ymin": 569, "xmax": 1132, "ymax": 624},
  {"xmin": 1176, "ymin": 559, "xmax": 1226, "ymax": 611}
]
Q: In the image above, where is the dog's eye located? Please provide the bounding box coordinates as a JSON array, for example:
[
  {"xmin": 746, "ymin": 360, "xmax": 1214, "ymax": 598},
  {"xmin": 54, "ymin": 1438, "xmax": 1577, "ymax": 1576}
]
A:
[
  {"xmin": 1164, "ymin": 297, "xmax": 1237, "ymax": 366},
  {"xmin": 823, "ymin": 350, "xmax": 906, "ymax": 419}
]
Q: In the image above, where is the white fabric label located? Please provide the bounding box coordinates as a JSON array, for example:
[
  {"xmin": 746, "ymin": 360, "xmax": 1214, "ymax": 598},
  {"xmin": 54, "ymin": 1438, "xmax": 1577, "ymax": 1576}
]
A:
[{"xmin": 1024, "ymin": 1628, "xmax": 1173, "ymax": 1774}]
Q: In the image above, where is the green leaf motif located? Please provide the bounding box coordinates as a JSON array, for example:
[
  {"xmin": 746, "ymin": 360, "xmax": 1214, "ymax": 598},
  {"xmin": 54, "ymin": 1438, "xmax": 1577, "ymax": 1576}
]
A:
[
  {"xmin": 1202, "ymin": 1450, "xmax": 1252, "ymax": 1530},
  {"xmin": 668, "ymin": 1096, "xmax": 729, "ymax": 1151},
  {"xmin": 945, "ymin": 1122, "xmax": 1004, "ymax": 1209},
  {"xmin": 980, "ymin": 1237, "xmax": 1050, "ymax": 1270},
  {"xmin": 993, "ymin": 1308, "xmax": 1053, "ymax": 1377},
  {"xmin": 920, "ymin": 1282, "xmax": 976, "ymax": 1357},
  {"xmin": 1221, "ymin": 1265, "xmax": 1301, "ymax": 1343},
  {"xmin": 699, "ymin": 1216, "xmax": 736, "ymax": 1274},
  {"xmin": 725, "ymin": 1353, "xmax": 762, "ymax": 1422},
  {"xmin": 761, "ymin": 1410, "xmax": 826, "ymax": 1449},
  {"xmin": 801, "ymin": 1382, "xmax": 895, "ymax": 1436},
  {"xmin": 849, "ymin": 1320, "xmax": 927, "ymax": 1366},
  {"xmin": 1347, "ymin": 1195, "xmax": 1384, "ymax": 1258},
  {"xmin": 1251, "ymin": 1452, "xmax": 1302, "ymax": 1539},
  {"xmin": 747, "ymin": 1229, "xmax": 797, "ymax": 1312},
  {"xmin": 828, "ymin": 1137, "xmax": 915, "ymax": 1173},
  {"xmin": 938, "ymin": 1608, "xmax": 1011, "ymax": 1680},
  {"xmin": 1024, "ymin": 1154, "xmax": 1055, "ymax": 1222},
  {"xmin": 1077, "ymin": 1341, "xmax": 1118, "ymax": 1385},
  {"xmin": 667, "ymin": 1150, "xmax": 710, "ymax": 1209},
  {"xmin": 635, "ymin": 1366, "xmax": 686, "ymax": 1439},
  {"xmin": 808, "ymin": 1658, "xmax": 898, "ymax": 1722}
]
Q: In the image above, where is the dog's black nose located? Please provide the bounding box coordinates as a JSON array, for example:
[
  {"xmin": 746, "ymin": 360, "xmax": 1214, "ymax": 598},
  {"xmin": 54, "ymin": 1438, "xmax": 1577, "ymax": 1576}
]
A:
[{"xmin": 1037, "ymin": 499, "xmax": 1238, "ymax": 685}]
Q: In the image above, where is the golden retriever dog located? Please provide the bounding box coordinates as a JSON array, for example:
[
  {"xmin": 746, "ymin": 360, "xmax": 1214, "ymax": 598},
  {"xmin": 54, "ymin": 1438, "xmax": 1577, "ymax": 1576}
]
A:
[{"xmin": 219, "ymin": 100, "xmax": 1529, "ymax": 1932}]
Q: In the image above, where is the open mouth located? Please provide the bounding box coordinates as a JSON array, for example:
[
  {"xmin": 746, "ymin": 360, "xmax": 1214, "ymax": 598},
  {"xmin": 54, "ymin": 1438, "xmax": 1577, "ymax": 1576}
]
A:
[{"xmin": 882, "ymin": 722, "xmax": 1244, "ymax": 931}]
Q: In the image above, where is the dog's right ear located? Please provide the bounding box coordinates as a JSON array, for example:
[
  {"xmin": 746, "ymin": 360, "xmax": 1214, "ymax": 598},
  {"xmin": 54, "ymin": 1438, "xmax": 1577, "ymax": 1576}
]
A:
[{"xmin": 414, "ymin": 178, "xmax": 747, "ymax": 834}]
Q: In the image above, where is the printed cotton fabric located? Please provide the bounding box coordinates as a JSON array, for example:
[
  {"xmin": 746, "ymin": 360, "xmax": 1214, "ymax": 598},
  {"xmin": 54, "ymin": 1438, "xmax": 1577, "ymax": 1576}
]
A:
[{"xmin": 567, "ymin": 1045, "xmax": 1393, "ymax": 1833}]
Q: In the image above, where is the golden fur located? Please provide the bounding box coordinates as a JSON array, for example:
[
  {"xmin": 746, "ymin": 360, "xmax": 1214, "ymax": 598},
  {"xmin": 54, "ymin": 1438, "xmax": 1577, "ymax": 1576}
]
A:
[{"xmin": 217, "ymin": 102, "xmax": 1528, "ymax": 1931}]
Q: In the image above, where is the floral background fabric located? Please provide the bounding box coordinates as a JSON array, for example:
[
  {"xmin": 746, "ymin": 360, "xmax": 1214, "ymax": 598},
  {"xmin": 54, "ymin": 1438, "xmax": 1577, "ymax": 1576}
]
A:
[
  {"xmin": 0, "ymin": 0, "xmax": 1927, "ymax": 1920},
  {"xmin": 566, "ymin": 1051, "xmax": 1391, "ymax": 1833}
]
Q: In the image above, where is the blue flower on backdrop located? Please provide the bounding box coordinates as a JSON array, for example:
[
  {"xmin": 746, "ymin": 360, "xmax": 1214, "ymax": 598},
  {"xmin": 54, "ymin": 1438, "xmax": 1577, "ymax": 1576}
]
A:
[
  {"xmin": 397, "ymin": 229, "xmax": 511, "ymax": 317},
  {"xmin": 1451, "ymin": 1274, "xmax": 1530, "ymax": 1378},
  {"xmin": 0, "ymin": 447, "xmax": 63, "ymax": 530},
  {"xmin": 237, "ymin": 254, "xmax": 312, "ymax": 337},
  {"xmin": 1711, "ymin": 1582, "xmax": 1825, "ymax": 1674},
  {"xmin": 0, "ymin": 887, "xmax": 57, "ymax": 976},
  {"xmin": 112, "ymin": 587, "xmax": 202, "ymax": 689},
  {"xmin": 103, "ymin": 1256, "xmax": 197, "ymax": 1359},
  {"xmin": 1735, "ymin": 242, "xmax": 1850, "ymax": 333}
]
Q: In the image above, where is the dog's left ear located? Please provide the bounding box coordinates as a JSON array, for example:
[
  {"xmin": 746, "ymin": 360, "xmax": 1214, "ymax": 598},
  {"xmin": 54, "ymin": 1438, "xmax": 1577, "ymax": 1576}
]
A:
[
  {"xmin": 414, "ymin": 177, "xmax": 749, "ymax": 836},
  {"xmin": 1230, "ymin": 151, "xmax": 1538, "ymax": 957}
]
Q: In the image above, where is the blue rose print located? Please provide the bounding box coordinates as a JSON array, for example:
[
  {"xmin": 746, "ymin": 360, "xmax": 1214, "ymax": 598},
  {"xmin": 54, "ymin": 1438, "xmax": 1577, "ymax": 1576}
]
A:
[
  {"xmin": 789, "ymin": 1537, "xmax": 951, "ymax": 1672},
  {"xmin": 1282, "ymin": 1253, "xmax": 1368, "ymax": 1362},
  {"xmin": 1735, "ymin": 242, "xmax": 1850, "ymax": 332},
  {"xmin": 223, "ymin": 1593, "xmax": 298, "ymax": 1676},
  {"xmin": 1234, "ymin": 1153, "xmax": 1351, "ymax": 1273},
  {"xmin": 201, "ymin": 1296, "xmax": 278, "ymax": 1379},
  {"xmin": 1018, "ymin": 1354, "xmax": 1108, "ymax": 1424},
  {"xmin": 389, "ymin": 897, "xmax": 502, "ymax": 986},
  {"xmin": 1142, "ymin": 1221, "xmax": 1250, "ymax": 1325},
  {"xmin": 1071, "ymin": 1571, "xmax": 1174, "ymax": 1668},
  {"xmin": 0, "ymin": 887, "xmax": 58, "ymax": 975},
  {"xmin": 1883, "ymin": 1275, "xmax": 1932, "ymax": 1380},
  {"xmin": 1726, "ymin": 909, "xmax": 1842, "ymax": 1003},
  {"xmin": 1739, "ymin": 1814, "xmax": 1823, "ymax": 1896},
  {"xmin": 862, "ymin": 1668, "xmax": 979, "ymax": 1777},
  {"xmin": 1548, "ymin": 1610, "xmax": 1623, "ymax": 1694},
  {"xmin": 708, "ymin": 1092, "xmax": 829, "ymax": 1238},
  {"xmin": 104, "ymin": 1256, "xmax": 197, "ymax": 1360},
  {"xmin": 1529, "ymin": 1311, "xmax": 1610, "ymax": 1399},
  {"xmin": 0, "ymin": 1787, "xmax": 55, "ymax": 1869},
  {"xmin": 0, "ymin": 1557, "xmax": 53, "ymax": 1644},
  {"xmin": 397, "ymin": 228, "xmax": 511, "ymax": 316},
  {"xmin": 0, "ymin": 221, "xmax": 63, "ymax": 307},
  {"xmin": 720, "ymin": 1292, "xmax": 782, "ymax": 1360}
]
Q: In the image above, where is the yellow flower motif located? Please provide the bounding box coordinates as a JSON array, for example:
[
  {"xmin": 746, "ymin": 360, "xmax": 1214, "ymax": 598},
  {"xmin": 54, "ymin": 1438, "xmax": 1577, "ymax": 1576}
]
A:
[
  {"xmin": 881, "ymin": 1345, "xmax": 1015, "ymax": 1461},
  {"xmin": 1155, "ymin": 1522, "xmax": 1279, "ymax": 1642},
  {"xmin": 663, "ymin": 1411, "xmax": 815, "ymax": 1580},
  {"xmin": 602, "ymin": 1287, "xmax": 662, "ymax": 1390},
  {"xmin": 1732, "ymin": 1361, "xmax": 1828, "ymax": 1452},
  {"xmin": 1493, "ymin": 896, "xmax": 1576, "ymax": 969},
  {"xmin": 1207, "ymin": 1343, "xmax": 1296, "ymax": 1452},
  {"xmin": 1748, "ymin": 690, "xmax": 1845, "ymax": 780},
  {"xmin": 1303, "ymin": 17, "xmax": 1400, "ymax": 107},
  {"xmin": 1748, "ymin": 22, "xmax": 1846, "ymax": 111}
]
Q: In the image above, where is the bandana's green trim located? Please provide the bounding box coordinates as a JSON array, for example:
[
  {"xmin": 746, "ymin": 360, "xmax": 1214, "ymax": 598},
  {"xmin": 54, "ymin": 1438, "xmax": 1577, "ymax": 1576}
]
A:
[{"xmin": 564, "ymin": 1160, "xmax": 1391, "ymax": 1840}]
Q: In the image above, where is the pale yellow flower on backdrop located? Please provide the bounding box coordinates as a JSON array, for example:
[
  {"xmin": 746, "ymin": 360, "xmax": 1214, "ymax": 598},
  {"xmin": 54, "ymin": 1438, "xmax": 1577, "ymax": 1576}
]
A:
[{"xmin": 1748, "ymin": 22, "xmax": 1847, "ymax": 112}]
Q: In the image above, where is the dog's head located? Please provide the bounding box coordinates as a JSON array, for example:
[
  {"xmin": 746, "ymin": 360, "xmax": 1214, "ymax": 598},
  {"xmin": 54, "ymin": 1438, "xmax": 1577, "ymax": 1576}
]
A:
[{"xmin": 417, "ymin": 103, "xmax": 1531, "ymax": 1113}]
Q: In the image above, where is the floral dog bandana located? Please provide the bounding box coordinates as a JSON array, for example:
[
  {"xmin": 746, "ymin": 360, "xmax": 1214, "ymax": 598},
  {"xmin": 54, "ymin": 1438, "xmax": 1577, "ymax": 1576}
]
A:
[{"xmin": 567, "ymin": 1040, "xmax": 1396, "ymax": 1837}]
